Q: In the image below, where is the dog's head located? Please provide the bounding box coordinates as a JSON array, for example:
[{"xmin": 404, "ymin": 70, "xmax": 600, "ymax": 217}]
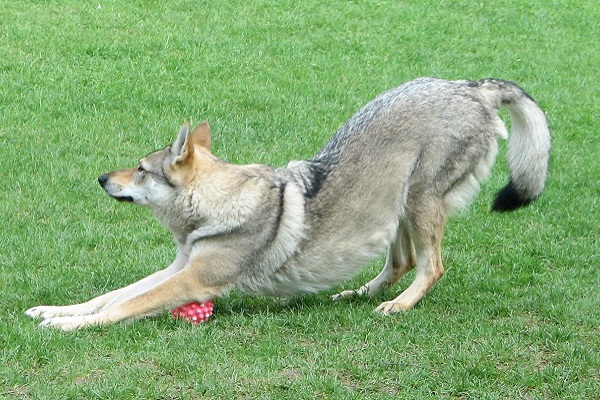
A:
[{"xmin": 99, "ymin": 122, "xmax": 214, "ymax": 208}]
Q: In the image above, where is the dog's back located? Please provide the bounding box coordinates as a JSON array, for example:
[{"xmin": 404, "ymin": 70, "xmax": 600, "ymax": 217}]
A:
[
  {"xmin": 311, "ymin": 78, "xmax": 548, "ymax": 209},
  {"xmin": 265, "ymin": 78, "xmax": 550, "ymax": 302}
]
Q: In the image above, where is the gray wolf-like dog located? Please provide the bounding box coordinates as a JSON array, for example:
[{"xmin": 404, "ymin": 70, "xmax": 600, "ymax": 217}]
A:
[{"xmin": 26, "ymin": 77, "xmax": 551, "ymax": 330}]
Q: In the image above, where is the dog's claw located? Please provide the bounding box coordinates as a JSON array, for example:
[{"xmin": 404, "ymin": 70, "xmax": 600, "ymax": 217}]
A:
[
  {"xmin": 25, "ymin": 306, "xmax": 67, "ymax": 320},
  {"xmin": 374, "ymin": 300, "xmax": 410, "ymax": 316},
  {"xmin": 25, "ymin": 306, "xmax": 52, "ymax": 319},
  {"xmin": 331, "ymin": 291, "xmax": 349, "ymax": 301},
  {"xmin": 25, "ymin": 307, "xmax": 41, "ymax": 319},
  {"xmin": 39, "ymin": 316, "xmax": 90, "ymax": 331},
  {"xmin": 331, "ymin": 286, "xmax": 369, "ymax": 301}
]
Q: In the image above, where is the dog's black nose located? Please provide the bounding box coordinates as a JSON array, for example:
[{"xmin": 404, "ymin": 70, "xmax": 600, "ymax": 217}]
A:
[{"xmin": 98, "ymin": 174, "xmax": 108, "ymax": 187}]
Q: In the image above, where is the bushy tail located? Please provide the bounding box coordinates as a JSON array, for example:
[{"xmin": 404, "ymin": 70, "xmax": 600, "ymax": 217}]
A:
[{"xmin": 482, "ymin": 80, "xmax": 551, "ymax": 212}]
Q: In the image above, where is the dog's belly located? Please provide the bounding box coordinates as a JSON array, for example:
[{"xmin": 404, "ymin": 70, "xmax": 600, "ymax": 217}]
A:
[{"xmin": 238, "ymin": 219, "xmax": 398, "ymax": 297}]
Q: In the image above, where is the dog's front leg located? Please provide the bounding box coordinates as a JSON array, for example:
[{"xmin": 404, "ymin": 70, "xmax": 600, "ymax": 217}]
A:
[
  {"xmin": 98, "ymin": 249, "xmax": 190, "ymax": 311},
  {"xmin": 39, "ymin": 263, "xmax": 226, "ymax": 331},
  {"xmin": 26, "ymin": 291, "xmax": 121, "ymax": 321},
  {"xmin": 26, "ymin": 249, "xmax": 189, "ymax": 320}
]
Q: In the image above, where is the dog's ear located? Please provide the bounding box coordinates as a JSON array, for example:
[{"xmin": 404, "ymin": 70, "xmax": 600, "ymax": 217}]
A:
[
  {"xmin": 171, "ymin": 121, "xmax": 211, "ymax": 164},
  {"xmin": 190, "ymin": 122, "xmax": 211, "ymax": 151},
  {"xmin": 172, "ymin": 122, "xmax": 191, "ymax": 160}
]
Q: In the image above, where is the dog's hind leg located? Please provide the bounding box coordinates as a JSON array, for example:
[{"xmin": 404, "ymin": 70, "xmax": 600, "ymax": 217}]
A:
[
  {"xmin": 332, "ymin": 220, "xmax": 416, "ymax": 300},
  {"xmin": 375, "ymin": 199, "xmax": 445, "ymax": 314}
]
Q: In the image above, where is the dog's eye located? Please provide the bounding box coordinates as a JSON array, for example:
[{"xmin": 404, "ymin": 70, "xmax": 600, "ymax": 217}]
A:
[{"xmin": 137, "ymin": 165, "xmax": 145, "ymax": 173}]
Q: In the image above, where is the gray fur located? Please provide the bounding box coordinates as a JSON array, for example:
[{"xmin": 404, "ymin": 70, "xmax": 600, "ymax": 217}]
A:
[{"xmin": 27, "ymin": 77, "xmax": 551, "ymax": 330}]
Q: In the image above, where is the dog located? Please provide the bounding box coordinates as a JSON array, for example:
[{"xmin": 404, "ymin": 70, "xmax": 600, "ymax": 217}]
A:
[{"xmin": 26, "ymin": 77, "xmax": 551, "ymax": 330}]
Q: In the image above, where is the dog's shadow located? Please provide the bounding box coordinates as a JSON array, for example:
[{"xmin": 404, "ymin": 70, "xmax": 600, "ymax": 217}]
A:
[{"xmin": 212, "ymin": 290, "xmax": 384, "ymax": 318}]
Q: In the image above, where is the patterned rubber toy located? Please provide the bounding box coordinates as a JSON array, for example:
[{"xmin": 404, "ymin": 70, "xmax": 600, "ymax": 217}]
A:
[{"xmin": 170, "ymin": 300, "xmax": 214, "ymax": 324}]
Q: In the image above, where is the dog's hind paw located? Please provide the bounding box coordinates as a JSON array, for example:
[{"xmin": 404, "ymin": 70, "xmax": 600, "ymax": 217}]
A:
[
  {"xmin": 374, "ymin": 300, "xmax": 411, "ymax": 315},
  {"xmin": 331, "ymin": 286, "xmax": 369, "ymax": 301}
]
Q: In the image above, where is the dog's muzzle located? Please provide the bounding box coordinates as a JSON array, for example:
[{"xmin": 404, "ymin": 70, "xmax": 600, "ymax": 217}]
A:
[
  {"xmin": 98, "ymin": 174, "xmax": 109, "ymax": 188},
  {"xmin": 98, "ymin": 174, "xmax": 134, "ymax": 203}
]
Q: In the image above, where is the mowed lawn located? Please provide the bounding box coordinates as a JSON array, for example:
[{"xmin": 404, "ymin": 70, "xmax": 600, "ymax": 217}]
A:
[{"xmin": 0, "ymin": 1, "xmax": 598, "ymax": 399}]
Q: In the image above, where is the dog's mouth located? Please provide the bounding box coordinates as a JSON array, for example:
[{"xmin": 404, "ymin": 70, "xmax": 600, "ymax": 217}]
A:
[
  {"xmin": 98, "ymin": 175, "xmax": 135, "ymax": 203},
  {"xmin": 112, "ymin": 195, "xmax": 134, "ymax": 203}
]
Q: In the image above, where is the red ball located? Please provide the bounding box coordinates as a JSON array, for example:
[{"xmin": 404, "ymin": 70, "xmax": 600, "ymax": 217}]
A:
[{"xmin": 171, "ymin": 300, "xmax": 214, "ymax": 324}]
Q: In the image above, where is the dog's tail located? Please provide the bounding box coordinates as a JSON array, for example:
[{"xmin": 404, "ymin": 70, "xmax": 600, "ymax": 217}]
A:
[{"xmin": 481, "ymin": 79, "xmax": 551, "ymax": 212}]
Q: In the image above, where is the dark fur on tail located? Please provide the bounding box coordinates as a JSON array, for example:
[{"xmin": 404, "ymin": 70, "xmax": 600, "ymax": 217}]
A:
[
  {"xmin": 492, "ymin": 181, "xmax": 534, "ymax": 212},
  {"xmin": 483, "ymin": 79, "xmax": 551, "ymax": 213}
]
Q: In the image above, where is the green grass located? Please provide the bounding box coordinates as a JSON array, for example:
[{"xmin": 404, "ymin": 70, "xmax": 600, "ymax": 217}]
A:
[{"xmin": 1, "ymin": 0, "xmax": 598, "ymax": 398}]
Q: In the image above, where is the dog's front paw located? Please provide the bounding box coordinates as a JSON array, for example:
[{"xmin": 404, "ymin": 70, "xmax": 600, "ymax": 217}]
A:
[
  {"xmin": 25, "ymin": 306, "xmax": 64, "ymax": 320},
  {"xmin": 374, "ymin": 300, "xmax": 410, "ymax": 316},
  {"xmin": 39, "ymin": 316, "xmax": 91, "ymax": 331}
]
